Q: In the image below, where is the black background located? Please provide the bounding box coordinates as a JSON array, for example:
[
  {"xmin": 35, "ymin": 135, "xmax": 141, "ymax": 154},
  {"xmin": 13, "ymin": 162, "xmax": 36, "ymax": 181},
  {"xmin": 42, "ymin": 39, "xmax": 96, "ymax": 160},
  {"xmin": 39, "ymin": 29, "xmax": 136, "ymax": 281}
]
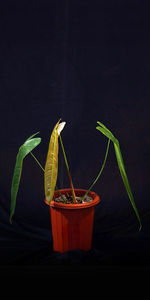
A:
[{"xmin": 0, "ymin": 0, "xmax": 150, "ymax": 281}]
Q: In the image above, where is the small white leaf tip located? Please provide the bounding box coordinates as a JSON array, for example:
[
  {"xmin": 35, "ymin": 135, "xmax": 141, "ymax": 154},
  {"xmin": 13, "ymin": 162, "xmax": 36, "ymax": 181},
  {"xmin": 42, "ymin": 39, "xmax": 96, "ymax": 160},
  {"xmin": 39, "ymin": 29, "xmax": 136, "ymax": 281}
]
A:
[{"xmin": 57, "ymin": 122, "xmax": 66, "ymax": 136}]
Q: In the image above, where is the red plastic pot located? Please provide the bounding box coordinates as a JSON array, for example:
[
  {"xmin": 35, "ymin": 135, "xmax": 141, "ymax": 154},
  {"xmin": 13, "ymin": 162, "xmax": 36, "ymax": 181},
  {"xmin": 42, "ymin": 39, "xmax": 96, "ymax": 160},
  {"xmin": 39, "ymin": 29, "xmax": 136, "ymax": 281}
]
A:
[{"xmin": 45, "ymin": 189, "xmax": 100, "ymax": 253}]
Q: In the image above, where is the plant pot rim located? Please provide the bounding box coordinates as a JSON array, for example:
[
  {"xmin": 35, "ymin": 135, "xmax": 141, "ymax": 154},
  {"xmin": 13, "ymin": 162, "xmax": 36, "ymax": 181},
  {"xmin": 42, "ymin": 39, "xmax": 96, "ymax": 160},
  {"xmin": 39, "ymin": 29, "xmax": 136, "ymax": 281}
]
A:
[{"xmin": 45, "ymin": 188, "xmax": 100, "ymax": 210}]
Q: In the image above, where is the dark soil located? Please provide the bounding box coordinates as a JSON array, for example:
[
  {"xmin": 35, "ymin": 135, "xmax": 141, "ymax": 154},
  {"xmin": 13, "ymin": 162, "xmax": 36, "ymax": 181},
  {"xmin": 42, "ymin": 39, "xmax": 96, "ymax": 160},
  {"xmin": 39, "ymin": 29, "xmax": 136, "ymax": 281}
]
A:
[{"xmin": 54, "ymin": 193, "xmax": 93, "ymax": 204}]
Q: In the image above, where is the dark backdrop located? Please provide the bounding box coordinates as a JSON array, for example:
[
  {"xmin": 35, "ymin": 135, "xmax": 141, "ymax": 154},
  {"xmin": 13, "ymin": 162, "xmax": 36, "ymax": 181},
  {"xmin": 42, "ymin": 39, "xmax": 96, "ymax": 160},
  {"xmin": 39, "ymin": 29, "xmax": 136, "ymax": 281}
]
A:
[{"xmin": 0, "ymin": 0, "xmax": 150, "ymax": 280}]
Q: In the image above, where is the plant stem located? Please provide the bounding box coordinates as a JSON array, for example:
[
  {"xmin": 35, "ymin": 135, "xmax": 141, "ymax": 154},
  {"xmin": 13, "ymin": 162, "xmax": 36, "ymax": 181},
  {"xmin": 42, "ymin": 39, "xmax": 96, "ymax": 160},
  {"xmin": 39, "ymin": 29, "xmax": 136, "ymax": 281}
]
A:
[
  {"xmin": 59, "ymin": 134, "xmax": 77, "ymax": 203},
  {"xmin": 30, "ymin": 151, "xmax": 45, "ymax": 172},
  {"xmin": 81, "ymin": 139, "xmax": 110, "ymax": 201}
]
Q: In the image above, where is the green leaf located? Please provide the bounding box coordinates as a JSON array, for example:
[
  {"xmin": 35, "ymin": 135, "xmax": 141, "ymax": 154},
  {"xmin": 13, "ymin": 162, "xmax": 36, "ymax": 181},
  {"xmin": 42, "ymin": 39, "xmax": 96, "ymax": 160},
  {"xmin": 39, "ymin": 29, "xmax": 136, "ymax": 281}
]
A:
[
  {"xmin": 96, "ymin": 121, "xmax": 142, "ymax": 231},
  {"xmin": 25, "ymin": 131, "xmax": 40, "ymax": 142},
  {"xmin": 96, "ymin": 126, "xmax": 116, "ymax": 144},
  {"xmin": 114, "ymin": 141, "xmax": 142, "ymax": 231},
  {"xmin": 97, "ymin": 121, "xmax": 114, "ymax": 136},
  {"xmin": 96, "ymin": 122, "xmax": 116, "ymax": 143},
  {"xmin": 10, "ymin": 134, "xmax": 41, "ymax": 223}
]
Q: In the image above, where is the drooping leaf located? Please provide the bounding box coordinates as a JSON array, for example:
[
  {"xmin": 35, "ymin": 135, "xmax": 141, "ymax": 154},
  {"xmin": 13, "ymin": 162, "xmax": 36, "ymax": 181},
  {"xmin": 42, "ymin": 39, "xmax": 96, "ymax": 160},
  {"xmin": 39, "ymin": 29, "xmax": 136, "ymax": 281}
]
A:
[
  {"xmin": 44, "ymin": 120, "xmax": 66, "ymax": 204},
  {"xmin": 10, "ymin": 133, "xmax": 41, "ymax": 223},
  {"xmin": 97, "ymin": 121, "xmax": 115, "ymax": 140},
  {"xmin": 96, "ymin": 121, "xmax": 142, "ymax": 231},
  {"xmin": 96, "ymin": 122, "xmax": 116, "ymax": 143},
  {"xmin": 114, "ymin": 140, "xmax": 142, "ymax": 230}
]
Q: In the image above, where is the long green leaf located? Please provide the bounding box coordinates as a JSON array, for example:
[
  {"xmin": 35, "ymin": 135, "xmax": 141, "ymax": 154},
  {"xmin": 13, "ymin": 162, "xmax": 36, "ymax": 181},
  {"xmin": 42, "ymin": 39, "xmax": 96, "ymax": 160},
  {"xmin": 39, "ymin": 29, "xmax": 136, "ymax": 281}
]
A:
[
  {"xmin": 25, "ymin": 131, "xmax": 40, "ymax": 142},
  {"xmin": 96, "ymin": 121, "xmax": 142, "ymax": 230},
  {"xmin": 97, "ymin": 121, "xmax": 115, "ymax": 140},
  {"xmin": 96, "ymin": 124, "xmax": 116, "ymax": 143},
  {"xmin": 114, "ymin": 141, "xmax": 142, "ymax": 230},
  {"xmin": 10, "ymin": 134, "xmax": 41, "ymax": 223}
]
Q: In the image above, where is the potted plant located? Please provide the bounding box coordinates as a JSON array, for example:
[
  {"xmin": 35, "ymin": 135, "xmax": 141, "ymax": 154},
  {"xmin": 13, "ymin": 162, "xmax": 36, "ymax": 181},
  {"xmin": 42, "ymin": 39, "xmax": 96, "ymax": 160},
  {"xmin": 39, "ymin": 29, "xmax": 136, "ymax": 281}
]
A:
[{"xmin": 10, "ymin": 119, "xmax": 142, "ymax": 253}]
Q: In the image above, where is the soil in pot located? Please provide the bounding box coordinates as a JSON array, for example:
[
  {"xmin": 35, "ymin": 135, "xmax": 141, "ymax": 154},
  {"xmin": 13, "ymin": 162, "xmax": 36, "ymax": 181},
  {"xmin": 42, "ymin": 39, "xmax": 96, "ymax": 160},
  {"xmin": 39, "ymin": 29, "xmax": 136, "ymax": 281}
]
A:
[{"xmin": 54, "ymin": 193, "xmax": 93, "ymax": 204}]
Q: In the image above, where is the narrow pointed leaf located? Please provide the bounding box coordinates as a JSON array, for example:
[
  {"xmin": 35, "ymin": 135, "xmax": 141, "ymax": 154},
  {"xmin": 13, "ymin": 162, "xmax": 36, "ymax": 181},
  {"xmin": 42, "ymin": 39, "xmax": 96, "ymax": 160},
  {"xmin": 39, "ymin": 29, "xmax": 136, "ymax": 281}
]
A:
[
  {"xmin": 44, "ymin": 120, "xmax": 65, "ymax": 204},
  {"xmin": 97, "ymin": 121, "xmax": 115, "ymax": 136},
  {"xmin": 20, "ymin": 137, "xmax": 41, "ymax": 158},
  {"xmin": 10, "ymin": 135, "xmax": 41, "ymax": 223},
  {"xmin": 96, "ymin": 126, "xmax": 116, "ymax": 143},
  {"xmin": 114, "ymin": 141, "xmax": 142, "ymax": 230},
  {"xmin": 25, "ymin": 131, "xmax": 40, "ymax": 142},
  {"xmin": 97, "ymin": 121, "xmax": 142, "ymax": 230}
]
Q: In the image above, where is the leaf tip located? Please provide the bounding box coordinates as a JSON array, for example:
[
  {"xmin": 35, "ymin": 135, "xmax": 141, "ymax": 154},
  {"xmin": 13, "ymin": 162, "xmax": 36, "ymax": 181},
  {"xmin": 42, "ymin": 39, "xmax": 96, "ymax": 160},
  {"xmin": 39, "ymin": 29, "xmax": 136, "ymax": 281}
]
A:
[
  {"xmin": 139, "ymin": 223, "xmax": 142, "ymax": 232},
  {"xmin": 57, "ymin": 122, "xmax": 66, "ymax": 136}
]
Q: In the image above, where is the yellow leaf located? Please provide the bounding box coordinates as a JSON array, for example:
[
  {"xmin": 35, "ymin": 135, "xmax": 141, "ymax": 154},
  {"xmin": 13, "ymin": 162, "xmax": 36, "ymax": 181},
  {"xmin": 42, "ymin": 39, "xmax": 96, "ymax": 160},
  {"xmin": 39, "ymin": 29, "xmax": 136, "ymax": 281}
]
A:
[{"xmin": 44, "ymin": 120, "xmax": 65, "ymax": 204}]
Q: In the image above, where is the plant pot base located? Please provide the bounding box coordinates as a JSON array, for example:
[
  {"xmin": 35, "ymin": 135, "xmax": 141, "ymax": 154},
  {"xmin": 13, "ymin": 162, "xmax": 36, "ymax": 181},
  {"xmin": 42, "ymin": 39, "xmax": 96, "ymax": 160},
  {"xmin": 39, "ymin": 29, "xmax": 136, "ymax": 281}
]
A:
[
  {"xmin": 50, "ymin": 206, "xmax": 95, "ymax": 253},
  {"xmin": 46, "ymin": 189, "xmax": 100, "ymax": 253}
]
